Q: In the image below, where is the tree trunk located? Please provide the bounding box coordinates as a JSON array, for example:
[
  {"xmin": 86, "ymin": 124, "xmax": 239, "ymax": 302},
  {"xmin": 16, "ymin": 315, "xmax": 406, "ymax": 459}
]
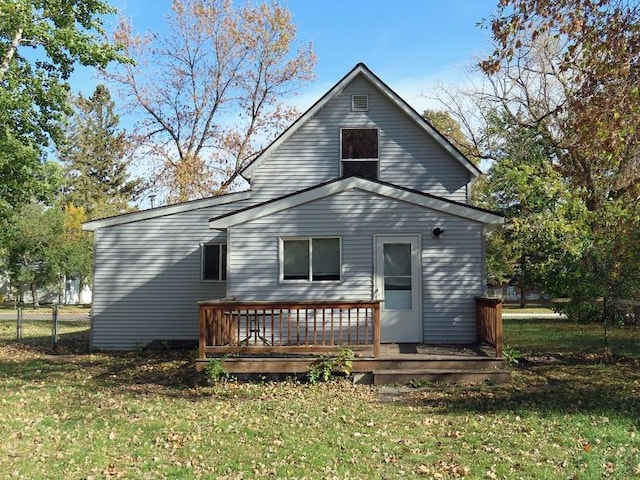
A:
[
  {"xmin": 602, "ymin": 296, "xmax": 609, "ymax": 351},
  {"xmin": 59, "ymin": 274, "xmax": 65, "ymax": 305},
  {"xmin": 30, "ymin": 282, "xmax": 39, "ymax": 309},
  {"xmin": 0, "ymin": 28, "xmax": 23, "ymax": 80},
  {"xmin": 519, "ymin": 255, "xmax": 527, "ymax": 308}
]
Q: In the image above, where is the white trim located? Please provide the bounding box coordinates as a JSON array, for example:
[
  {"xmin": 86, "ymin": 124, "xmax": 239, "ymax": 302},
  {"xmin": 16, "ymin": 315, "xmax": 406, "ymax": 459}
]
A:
[
  {"xmin": 279, "ymin": 236, "xmax": 342, "ymax": 283},
  {"xmin": 82, "ymin": 191, "xmax": 252, "ymax": 231},
  {"xmin": 210, "ymin": 177, "xmax": 504, "ymax": 229},
  {"xmin": 374, "ymin": 234, "xmax": 423, "ymax": 342},
  {"xmin": 242, "ymin": 63, "xmax": 480, "ymax": 181}
]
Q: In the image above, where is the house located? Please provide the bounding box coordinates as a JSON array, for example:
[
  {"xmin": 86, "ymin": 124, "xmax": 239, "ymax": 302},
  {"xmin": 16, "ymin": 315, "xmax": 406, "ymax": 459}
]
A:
[{"xmin": 83, "ymin": 63, "xmax": 504, "ymax": 363}]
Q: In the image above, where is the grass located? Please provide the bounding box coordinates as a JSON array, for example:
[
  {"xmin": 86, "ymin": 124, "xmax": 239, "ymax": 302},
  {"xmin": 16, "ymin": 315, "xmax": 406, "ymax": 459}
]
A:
[
  {"xmin": 0, "ymin": 303, "xmax": 91, "ymax": 314},
  {"xmin": 504, "ymin": 317, "xmax": 640, "ymax": 358},
  {"xmin": 0, "ymin": 321, "xmax": 639, "ymax": 479},
  {"xmin": 502, "ymin": 301, "xmax": 557, "ymax": 314}
]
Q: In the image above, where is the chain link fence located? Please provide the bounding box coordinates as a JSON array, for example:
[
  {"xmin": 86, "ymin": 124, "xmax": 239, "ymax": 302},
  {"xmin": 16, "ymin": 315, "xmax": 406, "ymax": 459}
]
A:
[{"xmin": 0, "ymin": 306, "xmax": 90, "ymax": 352}]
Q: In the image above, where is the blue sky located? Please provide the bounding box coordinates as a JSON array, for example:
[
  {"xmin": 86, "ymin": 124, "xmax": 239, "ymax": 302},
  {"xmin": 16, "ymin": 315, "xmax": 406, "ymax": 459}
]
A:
[{"xmin": 74, "ymin": 0, "xmax": 499, "ymax": 113}]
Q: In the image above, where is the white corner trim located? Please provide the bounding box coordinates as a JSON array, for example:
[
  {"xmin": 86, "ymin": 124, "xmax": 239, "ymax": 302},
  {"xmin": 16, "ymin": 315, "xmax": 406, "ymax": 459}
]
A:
[{"xmin": 83, "ymin": 191, "xmax": 252, "ymax": 231}]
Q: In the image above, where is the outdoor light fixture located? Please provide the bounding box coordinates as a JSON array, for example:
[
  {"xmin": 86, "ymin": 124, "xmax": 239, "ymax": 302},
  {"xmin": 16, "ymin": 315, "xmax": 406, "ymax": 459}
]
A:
[{"xmin": 432, "ymin": 227, "xmax": 445, "ymax": 237}]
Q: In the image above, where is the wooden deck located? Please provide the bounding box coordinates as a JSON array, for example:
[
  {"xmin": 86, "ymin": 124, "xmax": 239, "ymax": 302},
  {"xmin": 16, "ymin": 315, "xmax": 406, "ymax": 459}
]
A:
[{"xmin": 197, "ymin": 298, "xmax": 507, "ymax": 385}]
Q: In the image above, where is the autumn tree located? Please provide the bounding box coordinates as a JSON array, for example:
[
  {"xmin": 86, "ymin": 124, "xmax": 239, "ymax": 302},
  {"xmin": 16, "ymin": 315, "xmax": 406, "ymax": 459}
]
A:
[
  {"xmin": 476, "ymin": 0, "xmax": 640, "ymax": 317},
  {"xmin": 61, "ymin": 85, "xmax": 141, "ymax": 219},
  {"xmin": 0, "ymin": 0, "xmax": 127, "ymax": 220},
  {"xmin": 423, "ymin": 109, "xmax": 479, "ymax": 163},
  {"xmin": 481, "ymin": 0, "xmax": 640, "ymax": 214},
  {"xmin": 105, "ymin": 0, "xmax": 316, "ymax": 203}
]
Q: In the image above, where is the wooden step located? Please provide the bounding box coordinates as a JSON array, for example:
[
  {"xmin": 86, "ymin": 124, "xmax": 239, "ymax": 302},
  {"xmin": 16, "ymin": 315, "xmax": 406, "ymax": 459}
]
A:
[
  {"xmin": 372, "ymin": 369, "xmax": 511, "ymax": 385},
  {"xmin": 351, "ymin": 357, "xmax": 506, "ymax": 372}
]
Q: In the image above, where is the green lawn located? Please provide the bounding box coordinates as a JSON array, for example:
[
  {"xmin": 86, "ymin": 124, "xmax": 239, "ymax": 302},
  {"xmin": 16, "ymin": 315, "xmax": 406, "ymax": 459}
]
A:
[
  {"xmin": 504, "ymin": 317, "xmax": 640, "ymax": 358},
  {"xmin": 0, "ymin": 321, "xmax": 639, "ymax": 479}
]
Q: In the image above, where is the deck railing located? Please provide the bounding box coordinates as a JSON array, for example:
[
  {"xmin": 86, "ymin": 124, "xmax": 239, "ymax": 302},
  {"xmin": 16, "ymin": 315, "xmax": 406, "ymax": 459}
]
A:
[
  {"xmin": 476, "ymin": 297, "xmax": 503, "ymax": 357},
  {"xmin": 198, "ymin": 299, "xmax": 381, "ymax": 359}
]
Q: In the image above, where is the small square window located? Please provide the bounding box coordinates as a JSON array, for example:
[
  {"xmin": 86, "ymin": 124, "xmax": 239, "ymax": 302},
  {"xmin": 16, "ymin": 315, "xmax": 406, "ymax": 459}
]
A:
[{"xmin": 202, "ymin": 244, "xmax": 227, "ymax": 281}]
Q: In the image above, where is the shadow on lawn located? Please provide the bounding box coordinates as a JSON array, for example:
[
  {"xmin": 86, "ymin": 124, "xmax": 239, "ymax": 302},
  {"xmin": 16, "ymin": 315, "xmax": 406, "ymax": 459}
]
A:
[
  {"xmin": 0, "ymin": 330, "xmax": 208, "ymax": 398},
  {"xmin": 3, "ymin": 330, "xmax": 640, "ymax": 419},
  {"xmin": 408, "ymin": 356, "xmax": 640, "ymax": 425}
]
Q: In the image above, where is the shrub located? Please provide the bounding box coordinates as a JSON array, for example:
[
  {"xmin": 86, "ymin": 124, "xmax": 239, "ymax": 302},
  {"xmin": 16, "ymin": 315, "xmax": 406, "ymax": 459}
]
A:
[{"xmin": 307, "ymin": 348, "xmax": 354, "ymax": 384}]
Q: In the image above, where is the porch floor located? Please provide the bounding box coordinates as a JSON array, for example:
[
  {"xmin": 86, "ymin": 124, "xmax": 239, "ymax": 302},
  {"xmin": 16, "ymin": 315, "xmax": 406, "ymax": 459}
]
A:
[
  {"xmin": 197, "ymin": 343, "xmax": 509, "ymax": 385},
  {"xmin": 377, "ymin": 342, "xmax": 497, "ymax": 358}
]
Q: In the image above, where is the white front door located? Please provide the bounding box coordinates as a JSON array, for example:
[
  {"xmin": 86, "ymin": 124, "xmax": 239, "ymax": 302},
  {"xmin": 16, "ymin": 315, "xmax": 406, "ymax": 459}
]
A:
[{"xmin": 374, "ymin": 235, "xmax": 422, "ymax": 343}]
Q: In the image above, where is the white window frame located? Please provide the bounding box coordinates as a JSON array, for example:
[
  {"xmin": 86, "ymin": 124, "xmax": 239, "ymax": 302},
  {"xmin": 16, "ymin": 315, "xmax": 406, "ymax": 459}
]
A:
[
  {"xmin": 201, "ymin": 243, "xmax": 227, "ymax": 282},
  {"xmin": 279, "ymin": 237, "xmax": 342, "ymax": 283},
  {"xmin": 340, "ymin": 127, "xmax": 380, "ymax": 180}
]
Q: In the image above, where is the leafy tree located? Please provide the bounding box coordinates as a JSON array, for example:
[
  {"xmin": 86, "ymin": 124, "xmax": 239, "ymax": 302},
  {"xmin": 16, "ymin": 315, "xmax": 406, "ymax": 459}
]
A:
[
  {"xmin": 0, "ymin": 202, "xmax": 92, "ymax": 307},
  {"xmin": 427, "ymin": 0, "xmax": 640, "ymax": 318},
  {"xmin": 481, "ymin": 0, "xmax": 640, "ymax": 214},
  {"xmin": 105, "ymin": 0, "xmax": 316, "ymax": 203},
  {"xmin": 61, "ymin": 204, "xmax": 93, "ymax": 291},
  {"xmin": 2, "ymin": 203, "xmax": 64, "ymax": 307},
  {"xmin": 423, "ymin": 109, "xmax": 479, "ymax": 163},
  {"xmin": 476, "ymin": 114, "xmax": 588, "ymax": 306},
  {"xmin": 61, "ymin": 85, "xmax": 141, "ymax": 219},
  {"xmin": 0, "ymin": 0, "xmax": 127, "ymax": 224},
  {"xmin": 0, "ymin": 0, "xmax": 126, "ymax": 143}
]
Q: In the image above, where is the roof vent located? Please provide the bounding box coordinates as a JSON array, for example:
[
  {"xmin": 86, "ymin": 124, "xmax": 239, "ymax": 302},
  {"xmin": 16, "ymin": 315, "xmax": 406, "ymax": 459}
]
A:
[{"xmin": 351, "ymin": 94, "xmax": 369, "ymax": 111}]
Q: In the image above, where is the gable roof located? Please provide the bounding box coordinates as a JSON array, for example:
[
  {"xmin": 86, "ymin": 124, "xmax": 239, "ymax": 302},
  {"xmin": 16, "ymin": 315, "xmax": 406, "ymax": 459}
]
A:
[
  {"xmin": 241, "ymin": 62, "xmax": 482, "ymax": 181},
  {"xmin": 82, "ymin": 190, "xmax": 251, "ymax": 231},
  {"xmin": 209, "ymin": 177, "xmax": 503, "ymax": 229}
]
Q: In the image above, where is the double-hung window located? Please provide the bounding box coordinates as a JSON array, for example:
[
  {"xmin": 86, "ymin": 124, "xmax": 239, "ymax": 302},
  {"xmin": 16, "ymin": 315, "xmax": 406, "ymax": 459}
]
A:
[
  {"xmin": 281, "ymin": 237, "xmax": 341, "ymax": 282},
  {"xmin": 341, "ymin": 127, "xmax": 379, "ymax": 180},
  {"xmin": 202, "ymin": 243, "xmax": 227, "ymax": 281}
]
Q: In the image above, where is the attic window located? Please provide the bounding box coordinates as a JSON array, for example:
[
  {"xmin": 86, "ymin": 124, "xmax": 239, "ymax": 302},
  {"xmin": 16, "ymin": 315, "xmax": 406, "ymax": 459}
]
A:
[
  {"xmin": 341, "ymin": 127, "xmax": 379, "ymax": 181},
  {"xmin": 351, "ymin": 94, "xmax": 369, "ymax": 111}
]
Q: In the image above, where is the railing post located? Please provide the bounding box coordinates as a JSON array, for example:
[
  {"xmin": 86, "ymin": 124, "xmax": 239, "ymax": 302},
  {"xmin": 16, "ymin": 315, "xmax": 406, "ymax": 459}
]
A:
[
  {"xmin": 198, "ymin": 305, "xmax": 206, "ymax": 360},
  {"xmin": 494, "ymin": 300, "xmax": 503, "ymax": 357},
  {"xmin": 372, "ymin": 302, "xmax": 380, "ymax": 358},
  {"xmin": 476, "ymin": 297, "xmax": 503, "ymax": 357}
]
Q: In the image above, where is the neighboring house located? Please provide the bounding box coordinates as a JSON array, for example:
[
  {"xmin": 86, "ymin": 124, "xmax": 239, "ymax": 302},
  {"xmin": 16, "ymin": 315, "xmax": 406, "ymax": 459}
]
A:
[
  {"xmin": 0, "ymin": 275, "xmax": 91, "ymax": 305},
  {"xmin": 83, "ymin": 63, "xmax": 504, "ymax": 350}
]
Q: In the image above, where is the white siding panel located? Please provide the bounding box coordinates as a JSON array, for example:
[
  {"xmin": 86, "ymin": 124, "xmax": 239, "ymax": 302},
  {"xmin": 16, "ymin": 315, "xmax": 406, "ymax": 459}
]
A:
[
  {"xmin": 227, "ymin": 189, "xmax": 484, "ymax": 343},
  {"xmin": 250, "ymin": 75, "xmax": 471, "ymax": 203},
  {"xmin": 90, "ymin": 199, "xmax": 253, "ymax": 350}
]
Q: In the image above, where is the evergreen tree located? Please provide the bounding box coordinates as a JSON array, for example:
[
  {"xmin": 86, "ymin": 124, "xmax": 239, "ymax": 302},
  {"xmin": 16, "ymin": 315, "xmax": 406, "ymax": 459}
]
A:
[{"xmin": 61, "ymin": 85, "xmax": 141, "ymax": 219}]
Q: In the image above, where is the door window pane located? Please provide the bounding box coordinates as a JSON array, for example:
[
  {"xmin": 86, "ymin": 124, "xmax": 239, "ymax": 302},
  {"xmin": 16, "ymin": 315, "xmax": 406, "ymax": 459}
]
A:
[
  {"xmin": 384, "ymin": 244, "xmax": 411, "ymax": 276},
  {"xmin": 383, "ymin": 243, "xmax": 412, "ymax": 310},
  {"xmin": 283, "ymin": 239, "xmax": 309, "ymax": 280}
]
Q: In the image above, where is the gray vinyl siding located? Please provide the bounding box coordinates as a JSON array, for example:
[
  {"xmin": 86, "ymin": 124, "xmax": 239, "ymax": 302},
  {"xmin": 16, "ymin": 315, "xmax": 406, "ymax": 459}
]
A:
[
  {"xmin": 250, "ymin": 75, "xmax": 471, "ymax": 204},
  {"xmin": 227, "ymin": 189, "xmax": 484, "ymax": 344},
  {"xmin": 90, "ymin": 200, "xmax": 252, "ymax": 350}
]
